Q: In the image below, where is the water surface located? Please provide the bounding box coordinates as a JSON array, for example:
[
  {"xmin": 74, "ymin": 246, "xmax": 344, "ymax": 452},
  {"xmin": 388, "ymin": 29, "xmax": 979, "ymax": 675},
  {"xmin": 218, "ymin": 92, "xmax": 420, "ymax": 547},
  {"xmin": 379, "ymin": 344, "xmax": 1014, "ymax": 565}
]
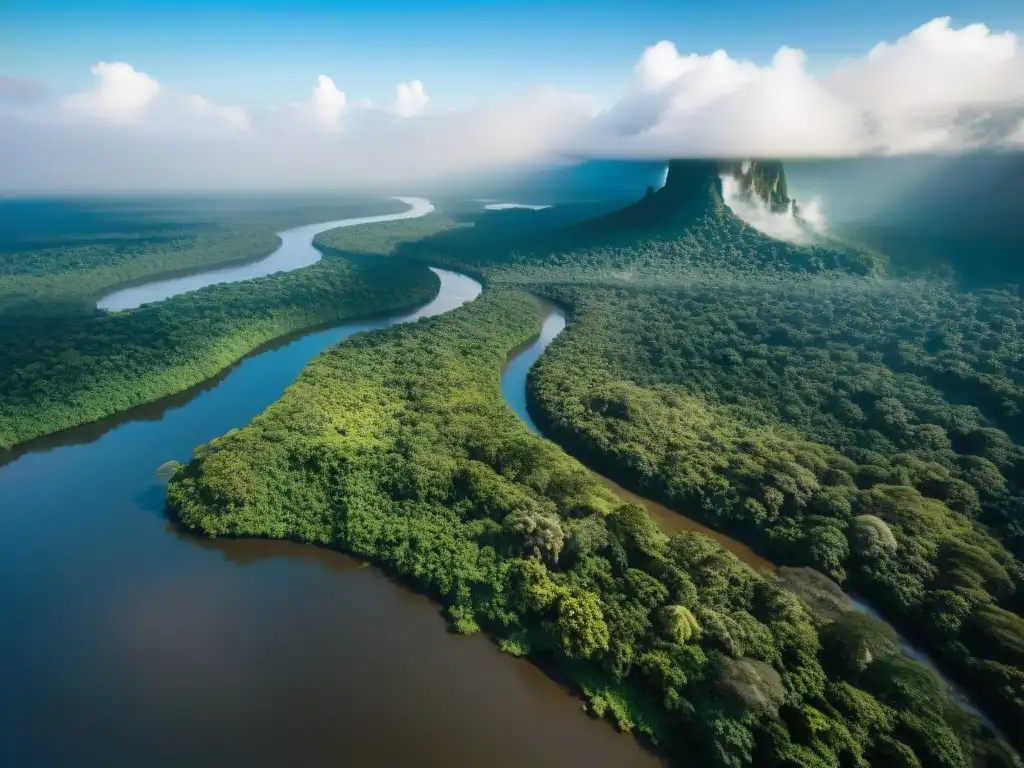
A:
[
  {"xmin": 484, "ymin": 203, "xmax": 552, "ymax": 211},
  {"xmin": 2, "ymin": 245, "xmax": 660, "ymax": 765},
  {"xmin": 98, "ymin": 196, "xmax": 434, "ymax": 310}
]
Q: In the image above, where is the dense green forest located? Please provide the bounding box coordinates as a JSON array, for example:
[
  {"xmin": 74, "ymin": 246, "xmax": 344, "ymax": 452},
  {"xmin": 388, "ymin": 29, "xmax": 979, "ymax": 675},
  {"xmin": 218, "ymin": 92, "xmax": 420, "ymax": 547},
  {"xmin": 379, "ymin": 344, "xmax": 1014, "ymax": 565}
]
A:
[
  {"xmin": 307, "ymin": 160, "xmax": 1024, "ymax": 760},
  {"xmin": 0, "ymin": 197, "xmax": 435, "ymax": 450},
  {"xmin": 164, "ymin": 161, "xmax": 1024, "ymax": 765},
  {"xmin": 168, "ymin": 289, "xmax": 1017, "ymax": 767},
  {"xmin": 517, "ymin": 165, "xmax": 1024, "ymax": 750}
]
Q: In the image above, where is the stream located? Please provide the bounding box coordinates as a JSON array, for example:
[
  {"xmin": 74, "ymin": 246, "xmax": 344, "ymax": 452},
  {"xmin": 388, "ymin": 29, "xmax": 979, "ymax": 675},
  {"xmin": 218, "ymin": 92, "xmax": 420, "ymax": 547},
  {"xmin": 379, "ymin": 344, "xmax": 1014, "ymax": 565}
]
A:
[{"xmin": 97, "ymin": 196, "xmax": 435, "ymax": 311}]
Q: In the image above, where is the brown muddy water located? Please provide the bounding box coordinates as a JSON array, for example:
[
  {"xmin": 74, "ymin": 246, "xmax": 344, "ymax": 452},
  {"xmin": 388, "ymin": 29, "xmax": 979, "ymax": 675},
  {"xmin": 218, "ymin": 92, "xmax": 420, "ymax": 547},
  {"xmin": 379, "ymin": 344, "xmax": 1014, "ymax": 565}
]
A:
[{"xmin": 0, "ymin": 235, "xmax": 663, "ymax": 766}]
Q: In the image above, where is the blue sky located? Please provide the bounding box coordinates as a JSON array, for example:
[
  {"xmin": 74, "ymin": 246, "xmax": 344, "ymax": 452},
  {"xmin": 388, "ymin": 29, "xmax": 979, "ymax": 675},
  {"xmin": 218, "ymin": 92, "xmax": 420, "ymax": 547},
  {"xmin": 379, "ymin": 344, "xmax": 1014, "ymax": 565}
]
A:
[{"xmin": 3, "ymin": 0, "xmax": 1022, "ymax": 108}]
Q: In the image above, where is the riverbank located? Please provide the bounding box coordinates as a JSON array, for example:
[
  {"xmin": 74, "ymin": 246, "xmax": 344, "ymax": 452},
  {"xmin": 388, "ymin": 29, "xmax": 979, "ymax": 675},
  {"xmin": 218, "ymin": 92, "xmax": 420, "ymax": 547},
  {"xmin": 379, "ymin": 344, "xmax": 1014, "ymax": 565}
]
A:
[{"xmin": 1, "ymin": 200, "xmax": 438, "ymax": 452}]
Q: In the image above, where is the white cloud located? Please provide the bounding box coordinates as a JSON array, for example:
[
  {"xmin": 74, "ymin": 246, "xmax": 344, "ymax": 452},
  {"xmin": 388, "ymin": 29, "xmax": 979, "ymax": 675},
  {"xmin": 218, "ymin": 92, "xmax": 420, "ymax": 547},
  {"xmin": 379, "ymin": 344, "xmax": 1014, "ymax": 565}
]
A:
[
  {"xmin": 65, "ymin": 62, "xmax": 160, "ymax": 122},
  {"xmin": 721, "ymin": 174, "xmax": 828, "ymax": 244},
  {"xmin": 828, "ymin": 17, "xmax": 1024, "ymax": 152},
  {"xmin": 308, "ymin": 74, "xmax": 347, "ymax": 130},
  {"xmin": 185, "ymin": 94, "xmax": 250, "ymax": 132},
  {"xmin": 590, "ymin": 17, "xmax": 1023, "ymax": 158},
  {"xmin": 394, "ymin": 80, "xmax": 428, "ymax": 117},
  {"xmin": 1, "ymin": 16, "xmax": 1022, "ymax": 192}
]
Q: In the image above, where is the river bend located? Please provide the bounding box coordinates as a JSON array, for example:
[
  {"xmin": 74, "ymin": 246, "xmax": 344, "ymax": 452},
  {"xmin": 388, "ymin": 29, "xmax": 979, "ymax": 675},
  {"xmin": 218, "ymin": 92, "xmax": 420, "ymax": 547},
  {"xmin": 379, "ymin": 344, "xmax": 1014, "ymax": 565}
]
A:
[
  {"xmin": 97, "ymin": 196, "xmax": 435, "ymax": 310},
  {"xmin": 1, "ymin": 212, "xmax": 661, "ymax": 767}
]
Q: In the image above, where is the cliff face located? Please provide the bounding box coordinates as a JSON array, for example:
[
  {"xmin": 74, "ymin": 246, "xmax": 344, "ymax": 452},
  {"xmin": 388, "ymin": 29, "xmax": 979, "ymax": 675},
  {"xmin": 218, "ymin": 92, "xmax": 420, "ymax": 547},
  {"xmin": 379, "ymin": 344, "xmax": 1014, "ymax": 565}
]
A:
[{"xmin": 722, "ymin": 160, "xmax": 791, "ymax": 213}]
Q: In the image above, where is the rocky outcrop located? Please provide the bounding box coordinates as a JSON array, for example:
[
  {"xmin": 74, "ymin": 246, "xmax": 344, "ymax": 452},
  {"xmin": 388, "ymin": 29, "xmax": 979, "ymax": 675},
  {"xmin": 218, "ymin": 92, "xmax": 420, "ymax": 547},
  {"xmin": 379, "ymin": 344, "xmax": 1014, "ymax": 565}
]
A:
[{"xmin": 721, "ymin": 160, "xmax": 791, "ymax": 213}]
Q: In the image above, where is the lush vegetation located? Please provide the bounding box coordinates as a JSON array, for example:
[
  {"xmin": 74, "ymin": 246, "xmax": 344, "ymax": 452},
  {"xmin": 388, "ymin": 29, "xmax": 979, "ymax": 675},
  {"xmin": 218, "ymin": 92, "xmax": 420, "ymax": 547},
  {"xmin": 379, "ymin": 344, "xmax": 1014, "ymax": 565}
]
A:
[
  {"xmin": 9, "ymin": 161, "xmax": 1008, "ymax": 764},
  {"xmin": 168, "ymin": 289, "xmax": 1016, "ymax": 766},
  {"xmin": 527, "ymin": 276, "xmax": 1024, "ymax": 739},
  {"xmin": 0, "ymin": 197, "xmax": 435, "ymax": 450},
  {"xmin": 308, "ymin": 161, "xmax": 1024, "ymax": 760}
]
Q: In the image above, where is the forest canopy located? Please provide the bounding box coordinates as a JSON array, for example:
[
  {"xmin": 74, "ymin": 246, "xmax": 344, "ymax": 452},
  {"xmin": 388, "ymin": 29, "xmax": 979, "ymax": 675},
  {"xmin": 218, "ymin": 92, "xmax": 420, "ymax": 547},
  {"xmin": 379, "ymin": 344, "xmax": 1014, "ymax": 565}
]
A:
[
  {"xmin": 175, "ymin": 161, "xmax": 1024, "ymax": 765},
  {"xmin": 310, "ymin": 160, "xmax": 1024, "ymax": 761},
  {"xmin": 0, "ymin": 197, "xmax": 435, "ymax": 450}
]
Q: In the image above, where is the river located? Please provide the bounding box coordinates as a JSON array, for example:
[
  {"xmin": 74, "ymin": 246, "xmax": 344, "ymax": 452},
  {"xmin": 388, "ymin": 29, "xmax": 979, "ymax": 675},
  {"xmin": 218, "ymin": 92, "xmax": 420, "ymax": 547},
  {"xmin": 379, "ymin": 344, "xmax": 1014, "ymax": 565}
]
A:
[
  {"xmin": 499, "ymin": 303, "xmax": 775, "ymax": 574},
  {"xmin": 0, "ymin": 209, "xmax": 662, "ymax": 767},
  {"xmin": 97, "ymin": 196, "xmax": 435, "ymax": 311},
  {"xmin": 2, "ymin": 199, "xmax": 1000, "ymax": 763}
]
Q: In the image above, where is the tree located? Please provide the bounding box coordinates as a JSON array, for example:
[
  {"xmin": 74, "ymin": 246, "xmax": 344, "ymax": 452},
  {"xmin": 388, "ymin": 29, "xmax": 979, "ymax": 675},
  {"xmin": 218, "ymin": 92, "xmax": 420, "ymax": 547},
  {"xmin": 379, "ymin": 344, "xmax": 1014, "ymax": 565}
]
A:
[
  {"xmin": 555, "ymin": 588, "xmax": 610, "ymax": 659},
  {"xmin": 661, "ymin": 604, "xmax": 701, "ymax": 644},
  {"xmin": 503, "ymin": 505, "xmax": 565, "ymax": 564}
]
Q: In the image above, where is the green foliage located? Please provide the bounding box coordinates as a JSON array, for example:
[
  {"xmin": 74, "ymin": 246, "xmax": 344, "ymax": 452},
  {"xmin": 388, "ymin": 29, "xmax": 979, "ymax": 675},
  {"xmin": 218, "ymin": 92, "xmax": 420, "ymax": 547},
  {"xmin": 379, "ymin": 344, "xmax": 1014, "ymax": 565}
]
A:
[
  {"xmin": 17, "ymin": 179, "xmax": 1023, "ymax": 763},
  {"xmin": 851, "ymin": 514, "xmax": 898, "ymax": 557},
  {"xmin": 517, "ymin": 265, "xmax": 1024, "ymax": 751},
  {"xmin": 308, "ymin": 165, "xmax": 1024, "ymax": 760},
  {"xmin": 660, "ymin": 604, "xmax": 701, "ymax": 644},
  {"xmin": 556, "ymin": 588, "xmax": 611, "ymax": 659},
  {"xmin": 168, "ymin": 283, "xmax": 1008, "ymax": 765},
  {"xmin": 720, "ymin": 657, "xmax": 786, "ymax": 717},
  {"xmin": 0, "ymin": 200, "xmax": 439, "ymax": 449}
]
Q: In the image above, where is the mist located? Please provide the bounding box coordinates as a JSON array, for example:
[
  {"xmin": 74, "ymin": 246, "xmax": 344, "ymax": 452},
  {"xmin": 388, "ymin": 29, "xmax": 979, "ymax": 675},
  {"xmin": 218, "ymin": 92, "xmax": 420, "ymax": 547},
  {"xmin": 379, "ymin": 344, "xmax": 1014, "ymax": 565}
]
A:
[{"xmin": 721, "ymin": 173, "xmax": 828, "ymax": 244}]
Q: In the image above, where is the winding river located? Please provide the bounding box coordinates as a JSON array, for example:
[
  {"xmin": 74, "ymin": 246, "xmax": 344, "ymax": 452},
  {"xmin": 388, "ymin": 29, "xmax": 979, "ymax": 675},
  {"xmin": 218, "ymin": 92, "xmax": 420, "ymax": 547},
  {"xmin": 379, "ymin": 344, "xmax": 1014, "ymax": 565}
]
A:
[
  {"xmin": 97, "ymin": 196, "xmax": 435, "ymax": 311},
  {"xmin": 499, "ymin": 301, "xmax": 1004, "ymax": 741},
  {"xmin": 0, "ymin": 207, "xmax": 662, "ymax": 767},
  {"xmin": 1, "ymin": 199, "xmax": 1001, "ymax": 764},
  {"xmin": 500, "ymin": 303, "xmax": 776, "ymax": 574}
]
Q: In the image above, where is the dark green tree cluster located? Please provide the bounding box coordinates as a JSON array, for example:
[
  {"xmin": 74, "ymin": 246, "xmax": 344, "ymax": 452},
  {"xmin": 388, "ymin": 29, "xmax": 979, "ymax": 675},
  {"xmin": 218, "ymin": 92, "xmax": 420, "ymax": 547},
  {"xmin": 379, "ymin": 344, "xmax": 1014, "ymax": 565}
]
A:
[
  {"xmin": 168, "ymin": 290, "xmax": 1014, "ymax": 767},
  {"xmin": 526, "ymin": 279, "xmax": 1024, "ymax": 744}
]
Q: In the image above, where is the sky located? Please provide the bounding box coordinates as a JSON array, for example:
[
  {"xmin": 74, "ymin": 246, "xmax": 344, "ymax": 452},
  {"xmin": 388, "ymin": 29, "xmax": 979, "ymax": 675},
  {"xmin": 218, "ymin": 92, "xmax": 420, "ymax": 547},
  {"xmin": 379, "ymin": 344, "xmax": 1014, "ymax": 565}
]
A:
[{"xmin": 1, "ymin": 0, "xmax": 1023, "ymax": 192}]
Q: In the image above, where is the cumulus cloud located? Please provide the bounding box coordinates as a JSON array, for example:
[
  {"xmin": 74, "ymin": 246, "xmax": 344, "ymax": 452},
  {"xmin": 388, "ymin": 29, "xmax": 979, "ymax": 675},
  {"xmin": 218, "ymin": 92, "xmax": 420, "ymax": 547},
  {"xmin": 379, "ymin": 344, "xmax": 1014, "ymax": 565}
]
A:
[
  {"xmin": 308, "ymin": 74, "xmax": 347, "ymax": 130},
  {"xmin": 590, "ymin": 17, "xmax": 1024, "ymax": 158},
  {"xmin": 65, "ymin": 62, "xmax": 161, "ymax": 122},
  {"xmin": 1, "ymin": 16, "xmax": 1021, "ymax": 192},
  {"xmin": 394, "ymin": 80, "xmax": 428, "ymax": 117}
]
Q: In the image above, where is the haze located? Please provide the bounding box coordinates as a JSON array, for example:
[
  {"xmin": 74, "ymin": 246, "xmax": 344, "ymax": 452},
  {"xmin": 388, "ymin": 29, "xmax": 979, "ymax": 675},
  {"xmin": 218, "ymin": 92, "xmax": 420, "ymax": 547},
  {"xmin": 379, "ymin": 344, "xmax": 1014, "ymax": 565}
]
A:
[{"xmin": 1, "ymin": 8, "xmax": 1023, "ymax": 193}]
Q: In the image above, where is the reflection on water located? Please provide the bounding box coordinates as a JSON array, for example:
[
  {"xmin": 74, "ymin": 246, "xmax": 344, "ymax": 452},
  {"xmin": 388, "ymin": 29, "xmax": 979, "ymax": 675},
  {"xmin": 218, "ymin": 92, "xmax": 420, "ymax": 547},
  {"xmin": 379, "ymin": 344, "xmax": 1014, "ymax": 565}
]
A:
[
  {"xmin": 98, "ymin": 197, "xmax": 435, "ymax": 310},
  {"xmin": 2, "ymin": 258, "xmax": 662, "ymax": 766}
]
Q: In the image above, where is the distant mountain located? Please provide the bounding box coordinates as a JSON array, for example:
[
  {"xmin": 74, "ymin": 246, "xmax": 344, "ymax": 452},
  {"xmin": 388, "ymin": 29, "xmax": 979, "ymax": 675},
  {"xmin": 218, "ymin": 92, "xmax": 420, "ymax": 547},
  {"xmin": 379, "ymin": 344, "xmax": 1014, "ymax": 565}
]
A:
[
  {"xmin": 585, "ymin": 159, "xmax": 724, "ymax": 232},
  {"xmin": 441, "ymin": 159, "xmax": 669, "ymax": 204},
  {"xmin": 585, "ymin": 158, "xmax": 795, "ymax": 232}
]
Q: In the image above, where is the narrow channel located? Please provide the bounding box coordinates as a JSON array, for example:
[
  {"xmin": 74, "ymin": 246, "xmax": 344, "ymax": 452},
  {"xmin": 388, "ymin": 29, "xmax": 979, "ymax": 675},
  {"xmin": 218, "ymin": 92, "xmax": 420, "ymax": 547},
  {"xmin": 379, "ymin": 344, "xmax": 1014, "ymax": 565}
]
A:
[
  {"xmin": 499, "ymin": 300, "xmax": 1005, "ymax": 741},
  {"xmin": 499, "ymin": 302, "xmax": 775, "ymax": 574},
  {"xmin": 0, "ymin": 216, "xmax": 662, "ymax": 766}
]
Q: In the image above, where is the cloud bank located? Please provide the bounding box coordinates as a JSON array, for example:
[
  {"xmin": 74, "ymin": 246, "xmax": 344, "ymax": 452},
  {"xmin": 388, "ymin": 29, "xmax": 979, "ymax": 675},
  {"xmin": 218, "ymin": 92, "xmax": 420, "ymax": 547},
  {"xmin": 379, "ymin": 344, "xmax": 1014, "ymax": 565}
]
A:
[{"xmin": 1, "ymin": 16, "xmax": 1022, "ymax": 192}]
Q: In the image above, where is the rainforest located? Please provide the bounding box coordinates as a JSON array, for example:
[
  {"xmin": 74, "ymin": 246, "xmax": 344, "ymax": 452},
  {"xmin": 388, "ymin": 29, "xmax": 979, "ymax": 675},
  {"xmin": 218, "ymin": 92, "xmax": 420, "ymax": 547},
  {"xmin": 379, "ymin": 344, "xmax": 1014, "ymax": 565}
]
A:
[{"xmin": 3, "ymin": 159, "xmax": 1024, "ymax": 767}]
